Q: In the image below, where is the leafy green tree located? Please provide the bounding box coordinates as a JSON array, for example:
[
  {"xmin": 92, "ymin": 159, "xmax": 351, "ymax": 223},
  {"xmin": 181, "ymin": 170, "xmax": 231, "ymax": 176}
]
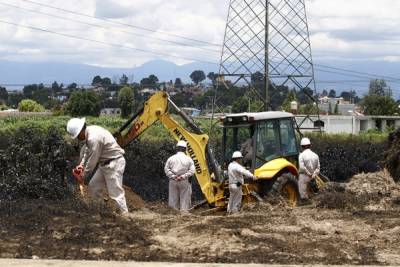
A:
[
  {"xmin": 44, "ymin": 99, "xmax": 61, "ymax": 110},
  {"xmin": 361, "ymin": 95, "xmax": 398, "ymax": 116},
  {"xmin": 174, "ymin": 78, "xmax": 183, "ymax": 89},
  {"xmin": 65, "ymin": 90, "xmax": 101, "ymax": 117},
  {"xmin": 190, "ymin": 70, "xmax": 206, "ymax": 85},
  {"xmin": 149, "ymin": 74, "xmax": 159, "ymax": 85},
  {"xmin": 0, "ymin": 86, "xmax": 8, "ymax": 103},
  {"xmin": 18, "ymin": 99, "xmax": 45, "ymax": 112},
  {"xmin": 51, "ymin": 81, "xmax": 63, "ymax": 94},
  {"xmin": 22, "ymin": 84, "xmax": 50, "ymax": 105},
  {"xmin": 92, "ymin": 75, "xmax": 102, "ymax": 86},
  {"xmin": 67, "ymin": 83, "xmax": 78, "ymax": 89},
  {"xmin": 7, "ymin": 93, "xmax": 24, "ymax": 108},
  {"xmin": 119, "ymin": 74, "xmax": 129, "ymax": 85},
  {"xmin": 232, "ymin": 97, "xmax": 249, "ymax": 113},
  {"xmin": 170, "ymin": 92, "xmax": 186, "ymax": 107},
  {"xmin": 102, "ymin": 77, "xmax": 112, "ymax": 86},
  {"xmin": 207, "ymin": 72, "xmax": 218, "ymax": 86},
  {"xmin": 296, "ymin": 87, "xmax": 314, "ymax": 105},
  {"xmin": 140, "ymin": 74, "xmax": 159, "ymax": 88},
  {"xmin": 369, "ymin": 79, "xmax": 392, "ymax": 97},
  {"xmin": 118, "ymin": 86, "xmax": 134, "ymax": 118},
  {"xmin": 328, "ymin": 89, "xmax": 336, "ymax": 98},
  {"xmin": 339, "ymin": 90, "xmax": 360, "ymax": 103}
]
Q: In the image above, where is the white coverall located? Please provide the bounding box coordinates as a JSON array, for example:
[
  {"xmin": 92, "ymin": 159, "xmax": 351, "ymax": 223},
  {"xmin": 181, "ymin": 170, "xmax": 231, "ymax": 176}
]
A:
[
  {"xmin": 80, "ymin": 125, "xmax": 128, "ymax": 213},
  {"xmin": 227, "ymin": 161, "xmax": 255, "ymax": 214},
  {"xmin": 298, "ymin": 148, "xmax": 320, "ymax": 200},
  {"xmin": 164, "ymin": 151, "xmax": 195, "ymax": 211}
]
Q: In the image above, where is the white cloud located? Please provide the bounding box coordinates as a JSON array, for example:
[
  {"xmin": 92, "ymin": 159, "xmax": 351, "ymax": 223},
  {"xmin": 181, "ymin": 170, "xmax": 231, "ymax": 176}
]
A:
[{"xmin": 0, "ymin": 0, "xmax": 399, "ymax": 68}]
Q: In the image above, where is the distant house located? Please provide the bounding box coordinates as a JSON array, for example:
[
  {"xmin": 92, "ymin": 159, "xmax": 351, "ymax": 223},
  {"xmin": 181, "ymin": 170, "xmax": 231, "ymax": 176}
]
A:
[
  {"xmin": 296, "ymin": 115, "xmax": 400, "ymax": 134},
  {"xmin": 182, "ymin": 108, "xmax": 201, "ymax": 117},
  {"xmin": 100, "ymin": 108, "xmax": 121, "ymax": 116},
  {"xmin": 56, "ymin": 95, "xmax": 68, "ymax": 102},
  {"xmin": 140, "ymin": 88, "xmax": 157, "ymax": 96},
  {"xmin": 319, "ymin": 96, "xmax": 357, "ymax": 115},
  {"xmin": 93, "ymin": 86, "xmax": 106, "ymax": 93},
  {"xmin": 183, "ymin": 86, "xmax": 203, "ymax": 96}
]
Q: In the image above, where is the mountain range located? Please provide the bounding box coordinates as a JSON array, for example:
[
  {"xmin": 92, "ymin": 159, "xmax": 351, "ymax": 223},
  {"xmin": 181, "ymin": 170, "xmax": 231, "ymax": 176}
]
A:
[{"xmin": 1, "ymin": 59, "xmax": 399, "ymax": 97}]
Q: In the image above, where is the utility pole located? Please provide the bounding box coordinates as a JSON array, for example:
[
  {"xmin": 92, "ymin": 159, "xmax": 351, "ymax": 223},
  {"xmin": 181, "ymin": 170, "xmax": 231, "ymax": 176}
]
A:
[{"xmin": 264, "ymin": 0, "xmax": 269, "ymax": 111}]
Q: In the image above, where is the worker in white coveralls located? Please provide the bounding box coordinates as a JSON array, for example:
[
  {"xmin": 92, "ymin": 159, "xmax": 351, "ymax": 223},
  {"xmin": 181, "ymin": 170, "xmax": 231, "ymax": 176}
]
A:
[
  {"xmin": 164, "ymin": 140, "xmax": 195, "ymax": 213},
  {"xmin": 227, "ymin": 151, "xmax": 257, "ymax": 214},
  {"xmin": 67, "ymin": 118, "xmax": 129, "ymax": 214},
  {"xmin": 298, "ymin": 137, "xmax": 320, "ymax": 205}
]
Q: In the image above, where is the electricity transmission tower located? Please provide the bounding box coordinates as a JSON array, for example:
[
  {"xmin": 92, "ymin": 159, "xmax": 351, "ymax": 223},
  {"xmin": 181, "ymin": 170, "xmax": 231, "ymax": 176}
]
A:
[{"xmin": 218, "ymin": 0, "xmax": 319, "ymax": 124}]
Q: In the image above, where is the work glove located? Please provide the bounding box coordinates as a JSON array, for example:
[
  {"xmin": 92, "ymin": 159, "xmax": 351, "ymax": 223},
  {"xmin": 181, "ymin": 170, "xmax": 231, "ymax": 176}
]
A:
[
  {"xmin": 236, "ymin": 182, "xmax": 242, "ymax": 187},
  {"xmin": 72, "ymin": 165, "xmax": 84, "ymax": 185}
]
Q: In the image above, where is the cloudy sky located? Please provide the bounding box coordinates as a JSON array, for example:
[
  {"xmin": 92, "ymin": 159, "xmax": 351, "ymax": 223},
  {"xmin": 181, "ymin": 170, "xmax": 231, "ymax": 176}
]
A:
[{"xmin": 0, "ymin": 0, "xmax": 400, "ymax": 68}]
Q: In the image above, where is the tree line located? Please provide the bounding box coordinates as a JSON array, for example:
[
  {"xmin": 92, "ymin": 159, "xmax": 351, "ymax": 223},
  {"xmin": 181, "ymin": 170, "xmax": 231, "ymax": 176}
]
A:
[{"xmin": 0, "ymin": 70, "xmax": 398, "ymax": 117}]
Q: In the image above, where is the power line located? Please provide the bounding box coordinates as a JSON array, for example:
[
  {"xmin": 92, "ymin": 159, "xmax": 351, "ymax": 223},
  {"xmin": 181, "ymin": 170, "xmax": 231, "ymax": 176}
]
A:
[
  {"xmin": 0, "ymin": 1, "xmax": 221, "ymax": 54},
  {"xmin": 314, "ymin": 68, "xmax": 400, "ymax": 85},
  {"xmin": 0, "ymin": 19, "xmax": 219, "ymax": 65},
  {"xmin": 315, "ymin": 63, "xmax": 400, "ymax": 83},
  {"xmin": 5, "ymin": 1, "xmax": 399, "ymax": 87},
  {"xmin": 19, "ymin": 0, "xmax": 221, "ymax": 47}
]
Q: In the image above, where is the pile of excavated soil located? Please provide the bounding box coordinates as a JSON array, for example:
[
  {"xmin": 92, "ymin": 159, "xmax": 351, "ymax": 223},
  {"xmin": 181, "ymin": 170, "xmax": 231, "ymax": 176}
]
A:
[
  {"xmin": 346, "ymin": 170, "xmax": 399, "ymax": 196},
  {"xmin": 316, "ymin": 171, "xmax": 400, "ymax": 211}
]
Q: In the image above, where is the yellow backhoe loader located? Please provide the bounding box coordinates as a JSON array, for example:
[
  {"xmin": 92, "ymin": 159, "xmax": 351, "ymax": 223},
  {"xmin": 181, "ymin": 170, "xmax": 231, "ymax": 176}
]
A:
[{"xmin": 114, "ymin": 92, "xmax": 315, "ymax": 207}]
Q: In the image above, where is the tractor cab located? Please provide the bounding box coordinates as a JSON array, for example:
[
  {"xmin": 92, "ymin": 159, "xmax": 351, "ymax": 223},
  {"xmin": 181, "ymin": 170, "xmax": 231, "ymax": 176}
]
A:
[{"xmin": 221, "ymin": 111, "xmax": 299, "ymax": 172}]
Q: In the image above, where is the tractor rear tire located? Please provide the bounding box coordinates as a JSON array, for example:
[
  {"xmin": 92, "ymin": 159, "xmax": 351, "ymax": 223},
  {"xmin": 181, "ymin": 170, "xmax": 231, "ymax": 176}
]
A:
[{"xmin": 269, "ymin": 172, "xmax": 299, "ymax": 206}]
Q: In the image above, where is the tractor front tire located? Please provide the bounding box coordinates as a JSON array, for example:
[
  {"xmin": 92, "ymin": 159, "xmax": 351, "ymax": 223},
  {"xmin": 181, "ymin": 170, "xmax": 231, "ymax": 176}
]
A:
[{"xmin": 269, "ymin": 172, "xmax": 299, "ymax": 206}]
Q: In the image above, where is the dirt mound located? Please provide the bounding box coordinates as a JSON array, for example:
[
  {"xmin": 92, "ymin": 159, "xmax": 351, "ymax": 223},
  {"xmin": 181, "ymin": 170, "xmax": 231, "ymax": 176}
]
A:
[
  {"xmin": 347, "ymin": 171, "xmax": 397, "ymax": 196},
  {"xmin": 123, "ymin": 185, "xmax": 146, "ymax": 210},
  {"xmin": 317, "ymin": 171, "xmax": 400, "ymax": 210}
]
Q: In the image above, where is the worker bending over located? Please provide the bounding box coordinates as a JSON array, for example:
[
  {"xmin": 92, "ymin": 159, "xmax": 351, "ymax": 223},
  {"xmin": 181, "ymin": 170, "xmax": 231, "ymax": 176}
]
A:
[
  {"xmin": 67, "ymin": 118, "xmax": 129, "ymax": 214},
  {"xmin": 164, "ymin": 141, "xmax": 195, "ymax": 213},
  {"xmin": 227, "ymin": 151, "xmax": 257, "ymax": 214},
  {"xmin": 298, "ymin": 137, "xmax": 320, "ymax": 205}
]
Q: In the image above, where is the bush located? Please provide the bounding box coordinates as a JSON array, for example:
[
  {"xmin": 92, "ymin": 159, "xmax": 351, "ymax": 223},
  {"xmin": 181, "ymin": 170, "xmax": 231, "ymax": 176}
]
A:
[
  {"xmin": 65, "ymin": 90, "xmax": 101, "ymax": 117},
  {"xmin": 0, "ymin": 126, "xmax": 71, "ymax": 200},
  {"xmin": 18, "ymin": 99, "xmax": 45, "ymax": 112},
  {"xmin": 305, "ymin": 133, "xmax": 386, "ymax": 181}
]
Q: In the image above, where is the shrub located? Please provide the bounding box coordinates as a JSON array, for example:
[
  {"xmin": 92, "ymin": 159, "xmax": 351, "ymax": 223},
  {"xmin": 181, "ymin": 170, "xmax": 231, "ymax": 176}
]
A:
[
  {"xmin": 18, "ymin": 99, "xmax": 45, "ymax": 112},
  {"xmin": 65, "ymin": 91, "xmax": 101, "ymax": 117},
  {"xmin": 0, "ymin": 126, "xmax": 71, "ymax": 200}
]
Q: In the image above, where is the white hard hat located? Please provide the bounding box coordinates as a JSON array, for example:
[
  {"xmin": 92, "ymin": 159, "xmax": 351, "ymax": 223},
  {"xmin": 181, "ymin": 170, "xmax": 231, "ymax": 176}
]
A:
[
  {"xmin": 300, "ymin": 137, "xmax": 311, "ymax": 146},
  {"xmin": 177, "ymin": 140, "xmax": 187, "ymax": 148},
  {"xmin": 232, "ymin": 151, "xmax": 243, "ymax": 159},
  {"xmin": 67, "ymin": 118, "xmax": 86, "ymax": 139}
]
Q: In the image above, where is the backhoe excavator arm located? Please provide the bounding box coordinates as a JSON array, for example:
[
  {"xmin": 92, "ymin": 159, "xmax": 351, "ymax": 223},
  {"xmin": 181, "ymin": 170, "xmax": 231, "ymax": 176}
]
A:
[{"xmin": 113, "ymin": 92, "xmax": 225, "ymax": 206}]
